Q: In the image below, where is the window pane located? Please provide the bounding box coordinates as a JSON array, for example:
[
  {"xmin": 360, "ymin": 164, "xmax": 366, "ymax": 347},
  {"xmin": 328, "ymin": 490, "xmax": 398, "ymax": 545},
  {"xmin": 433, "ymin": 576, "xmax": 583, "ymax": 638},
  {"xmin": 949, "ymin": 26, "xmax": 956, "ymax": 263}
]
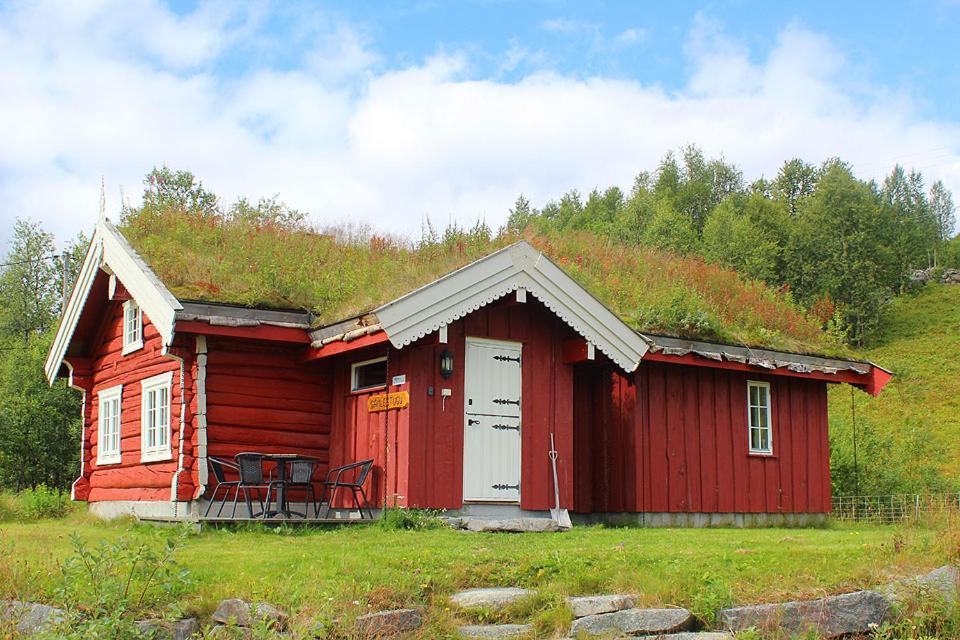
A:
[{"xmin": 353, "ymin": 359, "xmax": 387, "ymax": 390}]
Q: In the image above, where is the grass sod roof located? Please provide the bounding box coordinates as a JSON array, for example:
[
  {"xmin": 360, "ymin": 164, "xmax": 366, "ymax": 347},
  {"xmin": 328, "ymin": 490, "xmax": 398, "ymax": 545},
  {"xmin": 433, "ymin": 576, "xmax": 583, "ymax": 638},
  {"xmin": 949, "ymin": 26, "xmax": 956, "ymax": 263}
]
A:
[{"xmin": 119, "ymin": 210, "xmax": 845, "ymax": 357}]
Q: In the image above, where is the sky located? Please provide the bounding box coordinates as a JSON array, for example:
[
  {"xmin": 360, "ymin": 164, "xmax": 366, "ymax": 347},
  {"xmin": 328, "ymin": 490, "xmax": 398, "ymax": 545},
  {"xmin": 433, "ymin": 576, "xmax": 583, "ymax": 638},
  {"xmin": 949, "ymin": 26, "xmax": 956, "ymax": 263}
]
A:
[{"xmin": 1, "ymin": 0, "xmax": 959, "ymax": 250}]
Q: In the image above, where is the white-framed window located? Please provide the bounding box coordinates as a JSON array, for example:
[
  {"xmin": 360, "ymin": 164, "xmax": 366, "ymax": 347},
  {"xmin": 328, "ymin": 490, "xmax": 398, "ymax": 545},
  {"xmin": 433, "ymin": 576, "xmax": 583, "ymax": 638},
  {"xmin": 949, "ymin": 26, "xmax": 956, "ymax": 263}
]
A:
[
  {"xmin": 747, "ymin": 380, "xmax": 773, "ymax": 455},
  {"xmin": 97, "ymin": 385, "xmax": 123, "ymax": 465},
  {"xmin": 122, "ymin": 300, "xmax": 143, "ymax": 354},
  {"xmin": 351, "ymin": 357, "xmax": 388, "ymax": 392},
  {"xmin": 140, "ymin": 372, "xmax": 173, "ymax": 462}
]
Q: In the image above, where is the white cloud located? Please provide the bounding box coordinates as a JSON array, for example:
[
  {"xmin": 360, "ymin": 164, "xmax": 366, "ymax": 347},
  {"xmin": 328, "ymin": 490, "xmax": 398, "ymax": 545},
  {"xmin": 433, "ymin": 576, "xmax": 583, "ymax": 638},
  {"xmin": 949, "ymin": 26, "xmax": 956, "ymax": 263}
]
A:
[{"xmin": 0, "ymin": 2, "xmax": 958, "ymax": 252}]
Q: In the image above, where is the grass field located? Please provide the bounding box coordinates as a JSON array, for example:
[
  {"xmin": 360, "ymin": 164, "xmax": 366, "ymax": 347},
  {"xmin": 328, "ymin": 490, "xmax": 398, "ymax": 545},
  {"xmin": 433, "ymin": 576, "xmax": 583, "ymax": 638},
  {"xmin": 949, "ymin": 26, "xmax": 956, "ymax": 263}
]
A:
[
  {"xmin": 828, "ymin": 283, "xmax": 960, "ymax": 494},
  {"xmin": 1, "ymin": 511, "xmax": 955, "ymax": 638}
]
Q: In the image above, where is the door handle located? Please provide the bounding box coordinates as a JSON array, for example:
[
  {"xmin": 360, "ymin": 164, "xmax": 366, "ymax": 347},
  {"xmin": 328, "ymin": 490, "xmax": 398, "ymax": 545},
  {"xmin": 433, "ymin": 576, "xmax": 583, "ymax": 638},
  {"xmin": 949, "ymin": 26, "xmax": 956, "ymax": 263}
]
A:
[{"xmin": 468, "ymin": 419, "xmax": 480, "ymax": 426}]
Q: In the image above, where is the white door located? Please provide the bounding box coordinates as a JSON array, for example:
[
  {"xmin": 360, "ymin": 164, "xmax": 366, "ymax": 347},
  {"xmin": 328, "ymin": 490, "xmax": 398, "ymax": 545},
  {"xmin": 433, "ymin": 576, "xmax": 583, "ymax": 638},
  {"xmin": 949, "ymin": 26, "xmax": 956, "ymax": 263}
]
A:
[{"xmin": 463, "ymin": 337, "xmax": 523, "ymax": 502}]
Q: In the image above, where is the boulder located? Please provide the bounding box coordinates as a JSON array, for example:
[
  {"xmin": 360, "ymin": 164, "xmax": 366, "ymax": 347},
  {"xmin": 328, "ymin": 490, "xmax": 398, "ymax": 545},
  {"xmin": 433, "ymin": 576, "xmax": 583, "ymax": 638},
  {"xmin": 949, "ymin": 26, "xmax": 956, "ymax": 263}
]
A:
[
  {"xmin": 458, "ymin": 623, "xmax": 534, "ymax": 638},
  {"xmin": 205, "ymin": 625, "xmax": 253, "ymax": 639},
  {"xmin": 0, "ymin": 600, "xmax": 66, "ymax": 636},
  {"xmin": 212, "ymin": 599, "xmax": 289, "ymax": 630},
  {"xmin": 569, "ymin": 607, "xmax": 693, "ymax": 636},
  {"xmin": 916, "ymin": 565, "xmax": 958, "ymax": 603},
  {"xmin": 450, "ymin": 587, "xmax": 536, "ymax": 610},
  {"xmin": 463, "ymin": 518, "xmax": 561, "ymax": 533},
  {"xmin": 567, "ymin": 594, "xmax": 635, "ymax": 618},
  {"xmin": 354, "ymin": 608, "xmax": 422, "ymax": 637},
  {"xmin": 135, "ymin": 618, "xmax": 200, "ymax": 640},
  {"xmin": 718, "ymin": 590, "xmax": 889, "ymax": 638}
]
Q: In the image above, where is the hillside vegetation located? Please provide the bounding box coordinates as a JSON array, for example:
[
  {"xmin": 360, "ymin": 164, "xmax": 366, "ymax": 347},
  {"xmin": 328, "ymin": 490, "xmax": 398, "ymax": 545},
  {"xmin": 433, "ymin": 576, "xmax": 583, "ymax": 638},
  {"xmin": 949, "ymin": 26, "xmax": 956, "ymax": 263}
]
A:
[
  {"xmin": 121, "ymin": 209, "xmax": 838, "ymax": 355},
  {"xmin": 829, "ymin": 283, "xmax": 960, "ymax": 495}
]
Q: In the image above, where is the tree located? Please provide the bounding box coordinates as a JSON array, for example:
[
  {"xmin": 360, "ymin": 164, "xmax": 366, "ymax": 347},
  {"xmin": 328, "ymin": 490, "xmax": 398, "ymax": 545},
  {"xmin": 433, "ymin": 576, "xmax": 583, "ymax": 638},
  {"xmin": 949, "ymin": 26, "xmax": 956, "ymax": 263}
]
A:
[
  {"xmin": 784, "ymin": 164, "xmax": 894, "ymax": 344},
  {"xmin": 772, "ymin": 159, "xmax": 819, "ymax": 216},
  {"xmin": 504, "ymin": 194, "xmax": 536, "ymax": 234},
  {"xmin": 0, "ymin": 218, "xmax": 85, "ymax": 490},
  {"xmin": 126, "ymin": 166, "xmax": 220, "ymax": 222},
  {"xmin": 0, "ymin": 219, "xmax": 62, "ymax": 340},
  {"xmin": 930, "ymin": 180, "xmax": 956, "ymax": 244},
  {"xmin": 702, "ymin": 194, "xmax": 789, "ymax": 285},
  {"xmin": 228, "ymin": 196, "xmax": 307, "ymax": 228},
  {"xmin": 641, "ymin": 202, "xmax": 699, "ymax": 255},
  {"xmin": 653, "ymin": 145, "xmax": 744, "ymax": 233},
  {"xmin": 880, "ymin": 165, "xmax": 937, "ymax": 289},
  {"xmin": 0, "ymin": 332, "xmax": 81, "ymax": 490}
]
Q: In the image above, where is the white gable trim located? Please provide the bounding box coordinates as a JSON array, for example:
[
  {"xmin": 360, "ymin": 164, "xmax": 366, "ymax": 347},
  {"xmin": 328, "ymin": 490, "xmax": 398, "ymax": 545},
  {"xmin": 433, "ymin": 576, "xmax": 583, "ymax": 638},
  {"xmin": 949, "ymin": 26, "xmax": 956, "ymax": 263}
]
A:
[
  {"xmin": 374, "ymin": 242, "xmax": 648, "ymax": 371},
  {"xmin": 44, "ymin": 219, "xmax": 182, "ymax": 383}
]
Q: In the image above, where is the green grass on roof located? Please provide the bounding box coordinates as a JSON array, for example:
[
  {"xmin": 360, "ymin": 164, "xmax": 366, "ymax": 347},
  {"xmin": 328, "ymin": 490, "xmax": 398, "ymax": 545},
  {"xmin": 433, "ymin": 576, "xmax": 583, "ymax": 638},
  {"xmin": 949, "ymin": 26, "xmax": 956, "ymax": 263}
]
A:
[{"xmin": 120, "ymin": 210, "xmax": 843, "ymax": 356}]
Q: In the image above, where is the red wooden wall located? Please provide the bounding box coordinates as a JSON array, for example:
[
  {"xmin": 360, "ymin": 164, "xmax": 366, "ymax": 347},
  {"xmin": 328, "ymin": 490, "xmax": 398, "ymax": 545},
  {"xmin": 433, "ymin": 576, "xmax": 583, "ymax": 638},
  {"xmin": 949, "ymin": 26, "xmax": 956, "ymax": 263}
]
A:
[
  {"xmin": 204, "ymin": 338, "xmax": 333, "ymax": 484},
  {"xmin": 573, "ymin": 361, "xmax": 832, "ymax": 514},
  {"xmin": 393, "ymin": 297, "xmax": 578, "ymax": 512},
  {"xmin": 73, "ymin": 301, "xmax": 187, "ymax": 502}
]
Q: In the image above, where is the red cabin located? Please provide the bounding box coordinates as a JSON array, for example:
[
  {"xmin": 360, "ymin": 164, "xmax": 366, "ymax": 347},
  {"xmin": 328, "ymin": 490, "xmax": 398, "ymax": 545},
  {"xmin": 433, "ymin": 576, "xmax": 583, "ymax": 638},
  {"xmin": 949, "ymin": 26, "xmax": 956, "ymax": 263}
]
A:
[{"xmin": 45, "ymin": 220, "xmax": 891, "ymax": 525}]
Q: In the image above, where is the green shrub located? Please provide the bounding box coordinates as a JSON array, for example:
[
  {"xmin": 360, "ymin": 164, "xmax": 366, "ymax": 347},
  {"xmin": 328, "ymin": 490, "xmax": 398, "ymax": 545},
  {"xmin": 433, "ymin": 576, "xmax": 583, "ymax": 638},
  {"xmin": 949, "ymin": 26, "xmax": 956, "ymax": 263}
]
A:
[
  {"xmin": 377, "ymin": 508, "xmax": 446, "ymax": 531},
  {"xmin": 14, "ymin": 485, "xmax": 72, "ymax": 520},
  {"xmin": 43, "ymin": 527, "xmax": 193, "ymax": 637}
]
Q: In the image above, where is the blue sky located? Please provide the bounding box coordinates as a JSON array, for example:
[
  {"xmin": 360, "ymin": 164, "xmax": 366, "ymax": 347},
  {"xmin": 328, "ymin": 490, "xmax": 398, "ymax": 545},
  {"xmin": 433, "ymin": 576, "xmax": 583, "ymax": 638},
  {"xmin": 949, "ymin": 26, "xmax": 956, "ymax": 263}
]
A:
[{"xmin": 1, "ymin": 1, "xmax": 958, "ymax": 248}]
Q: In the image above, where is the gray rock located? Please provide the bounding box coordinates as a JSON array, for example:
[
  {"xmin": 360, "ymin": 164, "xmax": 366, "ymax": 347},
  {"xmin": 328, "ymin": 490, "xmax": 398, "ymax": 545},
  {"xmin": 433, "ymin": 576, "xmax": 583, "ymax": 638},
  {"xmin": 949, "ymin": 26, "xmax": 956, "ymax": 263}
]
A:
[
  {"xmin": 450, "ymin": 587, "xmax": 536, "ymax": 610},
  {"xmin": 354, "ymin": 608, "xmax": 422, "ymax": 637},
  {"xmin": 569, "ymin": 607, "xmax": 693, "ymax": 636},
  {"xmin": 567, "ymin": 594, "xmax": 635, "ymax": 618},
  {"xmin": 463, "ymin": 518, "xmax": 561, "ymax": 533},
  {"xmin": 441, "ymin": 516, "xmax": 465, "ymax": 529},
  {"xmin": 135, "ymin": 618, "xmax": 200, "ymax": 639},
  {"xmin": 0, "ymin": 600, "xmax": 66, "ymax": 636},
  {"xmin": 718, "ymin": 590, "xmax": 889, "ymax": 638},
  {"xmin": 917, "ymin": 565, "xmax": 958, "ymax": 603},
  {"xmin": 458, "ymin": 623, "xmax": 534, "ymax": 638},
  {"xmin": 636, "ymin": 634, "xmax": 732, "ymax": 640},
  {"xmin": 212, "ymin": 599, "xmax": 289, "ymax": 630}
]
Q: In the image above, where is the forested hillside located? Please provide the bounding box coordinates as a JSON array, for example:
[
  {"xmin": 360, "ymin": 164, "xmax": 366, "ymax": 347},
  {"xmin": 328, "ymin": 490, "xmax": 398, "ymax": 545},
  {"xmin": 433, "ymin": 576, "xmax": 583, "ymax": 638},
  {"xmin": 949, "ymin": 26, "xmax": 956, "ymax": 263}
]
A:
[{"xmin": 829, "ymin": 283, "xmax": 960, "ymax": 495}]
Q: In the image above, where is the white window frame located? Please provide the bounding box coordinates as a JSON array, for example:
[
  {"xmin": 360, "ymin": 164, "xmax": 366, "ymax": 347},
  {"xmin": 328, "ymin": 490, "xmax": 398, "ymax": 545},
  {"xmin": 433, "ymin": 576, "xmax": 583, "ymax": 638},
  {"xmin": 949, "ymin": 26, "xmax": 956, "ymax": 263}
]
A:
[
  {"xmin": 140, "ymin": 371, "xmax": 173, "ymax": 463},
  {"xmin": 121, "ymin": 299, "xmax": 143, "ymax": 355},
  {"xmin": 351, "ymin": 356, "xmax": 388, "ymax": 392},
  {"xmin": 96, "ymin": 385, "xmax": 123, "ymax": 466},
  {"xmin": 747, "ymin": 380, "xmax": 774, "ymax": 455}
]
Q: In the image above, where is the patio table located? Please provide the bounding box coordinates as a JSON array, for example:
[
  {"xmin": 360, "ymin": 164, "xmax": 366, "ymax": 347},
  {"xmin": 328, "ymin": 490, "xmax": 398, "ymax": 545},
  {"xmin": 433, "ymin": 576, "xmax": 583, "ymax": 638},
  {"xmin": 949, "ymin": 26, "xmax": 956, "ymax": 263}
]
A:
[{"xmin": 259, "ymin": 453, "xmax": 318, "ymax": 519}]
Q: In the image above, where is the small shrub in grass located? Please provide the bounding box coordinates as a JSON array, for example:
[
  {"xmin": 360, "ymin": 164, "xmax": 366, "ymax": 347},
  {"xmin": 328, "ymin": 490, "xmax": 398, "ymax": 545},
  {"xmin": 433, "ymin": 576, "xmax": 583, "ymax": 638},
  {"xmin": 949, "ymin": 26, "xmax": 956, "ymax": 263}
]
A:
[
  {"xmin": 14, "ymin": 484, "xmax": 72, "ymax": 520},
  {"xmin": 45, "ymin": 526, "xmax": 193, "ymax": 637},
  {"xmin": 378, "ymin": 508, "xmax": 446, "ymax": 530},
  {"xmin": 688, "ymin": 573, "xmax": 734, "ymax": 626}
]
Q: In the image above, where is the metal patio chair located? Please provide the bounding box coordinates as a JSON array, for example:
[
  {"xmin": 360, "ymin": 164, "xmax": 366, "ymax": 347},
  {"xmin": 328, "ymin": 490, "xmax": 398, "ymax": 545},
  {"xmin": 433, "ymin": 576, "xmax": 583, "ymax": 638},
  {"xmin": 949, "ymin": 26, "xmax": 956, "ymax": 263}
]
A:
[
  {"xmin": 232, "ymin": 452, "xmax": 275, "ymax": 519},
  {"xmin": 317, "ymin": 458, "xmax": 375, "ymax": 519},
  {"xmin": 203, "ymin": 457, "xmax": 242, "ymax": 518},
  {"xmin": 281, "ymin": 458, "xmax": 318, "ymax": 518}
]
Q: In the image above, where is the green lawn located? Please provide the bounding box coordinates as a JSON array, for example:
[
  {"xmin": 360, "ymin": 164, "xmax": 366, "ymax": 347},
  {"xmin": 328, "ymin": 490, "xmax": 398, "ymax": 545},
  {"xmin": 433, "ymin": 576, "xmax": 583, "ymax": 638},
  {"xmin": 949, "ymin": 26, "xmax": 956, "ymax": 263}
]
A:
[{"xmin": 0, "ymin": 513, "xmax": 952, "ymax": 638}]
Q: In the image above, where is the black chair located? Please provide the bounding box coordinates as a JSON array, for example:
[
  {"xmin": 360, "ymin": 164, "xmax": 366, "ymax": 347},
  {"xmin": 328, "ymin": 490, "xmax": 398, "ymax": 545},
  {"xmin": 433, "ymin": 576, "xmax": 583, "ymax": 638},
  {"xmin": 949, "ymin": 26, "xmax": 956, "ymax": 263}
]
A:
[
  {"xmin": 282, "ymin": 459, "xmax": 318, "ymax": 518},
  {"xmin": 203, "ymin": 457, "xmax": 241, "ymax": 518},
  {"xmin": 317, "ymin": 459, "xmax": 375, "ymax": 519},
  {"xmin": 232, "ymin": 453, "xmax": 274, "ymax": 519}
]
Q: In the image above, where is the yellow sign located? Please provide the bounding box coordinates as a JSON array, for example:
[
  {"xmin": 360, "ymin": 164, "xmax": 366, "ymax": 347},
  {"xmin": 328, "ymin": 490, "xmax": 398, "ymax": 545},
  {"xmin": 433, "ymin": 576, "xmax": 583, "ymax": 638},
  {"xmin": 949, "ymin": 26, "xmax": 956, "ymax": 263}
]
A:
[{"xmin": 368, "ymin": 391, "xmax": 410, "ymax": 412}]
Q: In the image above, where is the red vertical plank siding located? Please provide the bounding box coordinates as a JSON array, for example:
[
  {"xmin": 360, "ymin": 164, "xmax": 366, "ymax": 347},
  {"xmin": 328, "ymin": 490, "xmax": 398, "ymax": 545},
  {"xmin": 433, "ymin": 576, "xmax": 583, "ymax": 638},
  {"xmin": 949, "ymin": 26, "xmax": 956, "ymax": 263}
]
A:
[
  {"xmin": 84, "ymin": 302, "xmax": 184, "ymax": 502},
  {"xmin": 573, "ymin": 360, "xmax": 832, "ymax": 514},
  {"xmin": 698, "ymin": 368, "xmax": 719, "ymax": 513}
]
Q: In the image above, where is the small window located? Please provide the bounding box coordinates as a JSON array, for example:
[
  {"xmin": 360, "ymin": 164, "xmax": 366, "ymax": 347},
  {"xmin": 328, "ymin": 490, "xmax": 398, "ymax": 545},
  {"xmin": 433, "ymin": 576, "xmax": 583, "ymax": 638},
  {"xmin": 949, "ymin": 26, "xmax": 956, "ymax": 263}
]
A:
[
  {"xmin": 747, "ymin": 381, "xmax": 773, "ymax": 454},
  {"xmin": 351, "ymin": 357, "xmax": 388, "ymax": 392},
  {"xmin": 141, "ymin": 372, "xmax": 172, "ymax": 462},
  {"xmin": 97, "ymin": 385, "xmax": 123, "ymax": 465},
  {"xmin": 122, "ymin": 300, "xmax": 143, "ymax": 354}
]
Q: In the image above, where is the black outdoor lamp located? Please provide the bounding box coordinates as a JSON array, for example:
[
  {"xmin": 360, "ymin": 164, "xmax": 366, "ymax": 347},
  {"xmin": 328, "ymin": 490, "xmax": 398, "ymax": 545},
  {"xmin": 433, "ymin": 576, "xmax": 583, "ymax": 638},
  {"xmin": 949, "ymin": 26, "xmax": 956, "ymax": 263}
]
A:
[{"xmin": 440, "ymin": 348, "xmax": 454, "ymax": 379}]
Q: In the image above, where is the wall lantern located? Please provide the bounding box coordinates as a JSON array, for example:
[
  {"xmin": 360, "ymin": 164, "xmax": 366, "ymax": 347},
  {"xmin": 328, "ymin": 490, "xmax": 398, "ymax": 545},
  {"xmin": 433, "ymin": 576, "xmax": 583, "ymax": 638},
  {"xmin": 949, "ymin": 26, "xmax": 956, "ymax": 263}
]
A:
[{"xmin": 440, "ymin": 348, "xmax": 454, "ymax": 379}]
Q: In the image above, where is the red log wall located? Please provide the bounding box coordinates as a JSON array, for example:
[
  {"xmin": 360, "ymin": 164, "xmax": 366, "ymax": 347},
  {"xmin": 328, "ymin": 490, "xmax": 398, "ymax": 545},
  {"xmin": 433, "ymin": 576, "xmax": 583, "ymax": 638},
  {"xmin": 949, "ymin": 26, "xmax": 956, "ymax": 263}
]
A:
[
  {"xmin": 77, "ymin": 302, "xmax": 187, "ymax": 502},
  {"xmin": 204, "ymin": 338, "xmax": 333, "ymax": 486},
  {"xmin": 573, "ymin": 361, "xmax": 832, "ymax": 514}
]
